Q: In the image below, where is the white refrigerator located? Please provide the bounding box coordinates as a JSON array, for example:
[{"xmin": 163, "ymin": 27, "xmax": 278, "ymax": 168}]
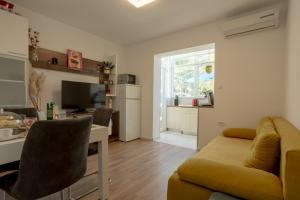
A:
[{"xmin": 115, "ymin": 84, "xmax": 141, "ymax": 142}]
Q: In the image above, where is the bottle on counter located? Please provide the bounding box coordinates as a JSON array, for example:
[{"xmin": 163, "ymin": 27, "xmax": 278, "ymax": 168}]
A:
[
  {"xmin": 47, "ymin": 102, "xmax": 54, "ymax": 120},
  {"xmin": 174, "ymin": 95, "xmax": 179, "ymax": 106}
]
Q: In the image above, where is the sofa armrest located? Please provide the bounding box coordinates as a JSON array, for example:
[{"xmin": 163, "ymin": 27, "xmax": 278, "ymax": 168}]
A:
[
  {"xmin": 223, "ymin": 128, "xmax": 256, "ymax": 140},
  {"xmin": 177, "ymin": 158, "xmax": 283, "ymax": 200}
]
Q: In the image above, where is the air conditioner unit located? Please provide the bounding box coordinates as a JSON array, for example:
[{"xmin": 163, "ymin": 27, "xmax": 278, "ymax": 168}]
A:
[{"xmin": 223, "ymin": 8, "xmax": 280, "ymax": 38}]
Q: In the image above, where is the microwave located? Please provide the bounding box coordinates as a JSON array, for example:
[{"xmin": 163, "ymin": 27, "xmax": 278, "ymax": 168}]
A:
[{"xmin": 118, "ymin": 74, "xmax": 136, "ymax": 84}]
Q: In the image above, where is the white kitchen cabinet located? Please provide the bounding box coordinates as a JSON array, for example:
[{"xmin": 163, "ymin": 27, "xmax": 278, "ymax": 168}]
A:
[
  {"xmin": 166, "ymin": 107, "xmax": 198, "ymax": 135},
  {"xmin": 0, "ymin": 10, "xmax": 29, "ymax": 58},
  {"xmin": 167, "ymin": 107, "xmax": 181, "ymax": 130},
  {"xmin": 0, "ymin": 56, "xmax": 27, "ymax": 107}
]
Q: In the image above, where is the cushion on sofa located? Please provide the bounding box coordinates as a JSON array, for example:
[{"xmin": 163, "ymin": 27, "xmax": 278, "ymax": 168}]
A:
[
  {"xmin": 252, "ymin": 117, "xmax": 274, "ymax": 147},
  {"xmin": 177, "ymin": 158, "xmax": 283, "ymax": 200},
  {"xmin": 196, "ymin": 136, "xmax": 252, "ymax": 166},
  {"xmin": 244, "ymin": 124, "xmax": 280, "ymax": 173},
  {"xmin": 223, "ymin": 128, "xmax": 256, "ymax": 140},
  {"xmin": 168, "ymin": 173, "xmax": 212, "ymax": 200}
]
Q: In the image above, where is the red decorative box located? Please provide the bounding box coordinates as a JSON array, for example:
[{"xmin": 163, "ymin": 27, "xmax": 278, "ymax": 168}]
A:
[{"xmin": 0, "ymin": 0, "xmax": 14, "ymax": 11}]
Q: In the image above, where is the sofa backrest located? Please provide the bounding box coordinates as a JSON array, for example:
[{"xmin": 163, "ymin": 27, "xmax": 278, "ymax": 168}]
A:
[{"xmin": 272, "ymin": 117, "xmax": 300, "ymax": 200}]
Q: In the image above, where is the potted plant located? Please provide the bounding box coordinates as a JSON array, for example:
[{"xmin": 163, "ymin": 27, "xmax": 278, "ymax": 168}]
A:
[{"xmin": 102, "ymin": 61, "xmax": 114, "ymax": 74}]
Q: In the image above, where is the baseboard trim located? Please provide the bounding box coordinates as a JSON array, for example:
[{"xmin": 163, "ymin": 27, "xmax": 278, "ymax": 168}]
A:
[{"xmin": 140, "ymin": 136, "xmax": 154, "ymax": 141}]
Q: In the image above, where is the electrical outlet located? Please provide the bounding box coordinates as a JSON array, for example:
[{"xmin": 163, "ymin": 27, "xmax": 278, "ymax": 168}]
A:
[{"xmin": 217, "ymin": 121, "xmax": 226, "ymax": 126}]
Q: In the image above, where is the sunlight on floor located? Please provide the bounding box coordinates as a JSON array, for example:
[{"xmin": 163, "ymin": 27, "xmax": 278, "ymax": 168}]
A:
[{"xmin": 155, "ymin": 131, "xmax": 197, "ymax": 150}]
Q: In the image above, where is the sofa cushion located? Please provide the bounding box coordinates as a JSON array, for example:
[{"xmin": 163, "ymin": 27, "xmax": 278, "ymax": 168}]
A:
[
  {"xmin": 223, "ymin": 128, "xmax": 256, "ymax": 140},
  {"xmin": 178, "ymin": 158, "xmax": 283, "ymax": 200},
  {"xmin": 195, "ymin": 136, "xmax": 252, "ymax": 166},
  {"xmin": 244, "ymin": 124, "xmax": 280, "ymax": 173},
  {"xmin": 168, "ymin": 173, "xmax": 212, "ymax": 200},
  {"xmin": 252, "ymin": 117, "xmax": 274, "ymax": 147}
]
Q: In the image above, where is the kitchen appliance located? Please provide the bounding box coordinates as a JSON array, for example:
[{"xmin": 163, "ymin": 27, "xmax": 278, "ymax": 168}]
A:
[
  {"xmin": 61, "ymin": 80, "xmax": 106, "ymax": 112},
  {"xmin": 117, "ymin": 74, "xmax": 136, "ymax": 84},
  {"xmin": 198, "ymin": 91, "xmax": 214, "ymax": 106},
  {"xmin": 115, "ymin": 84, "xmax": 141, "ymax": 142}
]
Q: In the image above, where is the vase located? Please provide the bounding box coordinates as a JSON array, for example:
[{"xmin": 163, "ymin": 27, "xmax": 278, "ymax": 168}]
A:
[
  {"xmin": 104, "ymin": 67, "xmax": 111, "ymax": 74},
  {"xmin": 31, "ymin": 48, "xmax": 39, "ymax": 62},
  {"xmin": 37, "ymin": 111, "xmax": 46, "ymax": 120}
]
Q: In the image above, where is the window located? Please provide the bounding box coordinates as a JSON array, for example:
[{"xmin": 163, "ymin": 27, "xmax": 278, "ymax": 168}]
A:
[{"xmin": 162, "ymin": 44, "xmax": 215, "ymax": 98}]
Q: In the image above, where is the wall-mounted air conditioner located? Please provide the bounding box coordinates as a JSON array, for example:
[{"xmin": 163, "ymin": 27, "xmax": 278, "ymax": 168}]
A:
[{"xmin": 223, "ymin": 8, "xmax": 280, "ymax": 38}]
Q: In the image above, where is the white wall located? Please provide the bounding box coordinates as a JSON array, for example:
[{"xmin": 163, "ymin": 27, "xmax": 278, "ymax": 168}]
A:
[
  {"xmin": 14, "ymin": 5, "xmax": 126, "ymax": 111},
  {"xmin": 126, "ymin": 15, "xmax": 286, "ymax": 147},
  {"xmin": 285, "ymin": 0, "xmax": 300, "ymax": 129}
]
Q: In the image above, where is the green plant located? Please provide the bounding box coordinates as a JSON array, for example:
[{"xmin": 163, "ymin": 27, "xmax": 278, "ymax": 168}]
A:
[{"xmin": 103, "ymin": 61, "xmax": 115, "ymax": 70}]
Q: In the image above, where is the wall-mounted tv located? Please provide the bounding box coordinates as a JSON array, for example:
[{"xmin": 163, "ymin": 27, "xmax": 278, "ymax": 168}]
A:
[{"xmin": 62, "ymin": 80, "xmax": 106, "ymax": 112}]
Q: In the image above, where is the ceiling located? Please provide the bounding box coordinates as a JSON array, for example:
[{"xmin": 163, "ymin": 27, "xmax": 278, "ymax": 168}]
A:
[{"xmin": 11, "ymin": 0, "xmax": 282, "ymax": 45}]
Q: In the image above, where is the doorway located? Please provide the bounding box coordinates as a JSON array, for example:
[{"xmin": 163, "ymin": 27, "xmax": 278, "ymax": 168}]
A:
[{"xmin": 153, "ymin": 43, "xmax": 215, "ymax": 150}]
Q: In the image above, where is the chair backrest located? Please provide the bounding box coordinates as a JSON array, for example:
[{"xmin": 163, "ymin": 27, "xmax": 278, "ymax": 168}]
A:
[
  {"xmin": 93, "ymin": 108, "xmax": 113, "ymax": 127},
  {"xmin": 4, "ymin": 107, "xmax": 39, "ymax": 119},
  {"xmin": 272, "ymin": 117, "xmax": 300, "ymax": 200},
  {"xmin": 11, "ymin": 117, "xmax": 92, "ymax": 200}
]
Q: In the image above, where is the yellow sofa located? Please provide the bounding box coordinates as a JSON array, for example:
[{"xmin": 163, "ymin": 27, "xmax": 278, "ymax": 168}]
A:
[{"xmin": 167, "ymin": 117, "xmax": 300, "ymax": 200}]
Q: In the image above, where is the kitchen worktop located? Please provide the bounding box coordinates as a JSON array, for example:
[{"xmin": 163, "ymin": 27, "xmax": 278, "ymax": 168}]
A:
[{"xmin": 167, "ymin": 105, "xmax": 214, "ymax": 108}]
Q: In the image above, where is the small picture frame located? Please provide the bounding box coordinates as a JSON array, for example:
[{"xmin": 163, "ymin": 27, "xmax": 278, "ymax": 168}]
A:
[{"xmin": 67, "ymin": 49, "xmax": 83, "ymax": 71}]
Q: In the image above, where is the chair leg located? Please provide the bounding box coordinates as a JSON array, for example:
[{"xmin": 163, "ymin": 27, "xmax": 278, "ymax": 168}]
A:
[
  {"xmin": 0, "ymin": 191, "xmax": 5, "ymax": 200},
  {"xmin": 68, "ymin": 187, "xmax": 73, "ymax": 200},
  {"xmin": 60, "ymin": 190, "xmax": 64, "ymax": 200}
]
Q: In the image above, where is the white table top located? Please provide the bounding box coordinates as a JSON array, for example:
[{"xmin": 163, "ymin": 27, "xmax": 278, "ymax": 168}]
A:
[{"xmin": 0, "ymin": 124, "xmax": 108, "ymax": 165}]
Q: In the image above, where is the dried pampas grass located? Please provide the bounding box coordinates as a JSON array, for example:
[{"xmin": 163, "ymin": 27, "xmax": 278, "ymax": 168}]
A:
[{"xmin": 29, "ymin": 70, "xmax": 45, "ymax": 111}]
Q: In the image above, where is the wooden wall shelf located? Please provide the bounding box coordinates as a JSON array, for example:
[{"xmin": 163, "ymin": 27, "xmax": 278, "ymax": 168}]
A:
[{"xmin": 29, "ymin": 46, "xmax": 104, "ymax": 77}]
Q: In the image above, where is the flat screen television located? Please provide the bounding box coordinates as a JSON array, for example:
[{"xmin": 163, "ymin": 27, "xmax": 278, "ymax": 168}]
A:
[{"xmin": 62, "ymin": 80, "xmax": 106, "ymax": 112}]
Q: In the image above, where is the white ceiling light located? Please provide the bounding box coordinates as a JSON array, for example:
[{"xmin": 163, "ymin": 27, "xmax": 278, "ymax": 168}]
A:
[{"xmin": 128, "ymin": 0, "xmax": 156, "ymax": 8}]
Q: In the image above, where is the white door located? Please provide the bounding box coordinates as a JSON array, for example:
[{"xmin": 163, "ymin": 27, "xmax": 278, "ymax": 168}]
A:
[{"xmin": 125, "ymin": 99, "xmax": 140, "ymax": 141}]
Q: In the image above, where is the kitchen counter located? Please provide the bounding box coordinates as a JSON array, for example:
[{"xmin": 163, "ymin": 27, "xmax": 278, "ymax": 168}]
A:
[{"xmin": 167, "ymin": 105, "xmax": 214, "ymax": 108}]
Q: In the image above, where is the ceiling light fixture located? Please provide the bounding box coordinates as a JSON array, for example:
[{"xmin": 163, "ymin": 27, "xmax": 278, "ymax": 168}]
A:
[{"xmin": 128, "ymin": 0, "xmax": 156, "ymax": 8}]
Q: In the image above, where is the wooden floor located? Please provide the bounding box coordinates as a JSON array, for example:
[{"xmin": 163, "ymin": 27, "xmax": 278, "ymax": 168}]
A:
[{"xmin": 5, "ymin": 140, "xmax": 196, "ymax": 200}]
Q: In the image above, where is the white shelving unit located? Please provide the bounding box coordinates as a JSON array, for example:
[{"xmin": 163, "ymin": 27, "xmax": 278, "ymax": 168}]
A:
[
  {"xmin": 106, "ymin": 55, "xmax": 118, "ymax": 97},
  {"xmin": 0, "ymin": 56, "xmax": 27, "ymax": 108}
]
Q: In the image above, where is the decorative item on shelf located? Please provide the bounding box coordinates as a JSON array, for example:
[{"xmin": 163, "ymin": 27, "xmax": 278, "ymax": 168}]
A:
[
  {"xmin": 99, "ymin": 75, "xmax": 105, "ymax": 84},
  {"xmin": 67, "ymin": 49, "xmax": 83, "ymax": 71},
  {"xmin": 109, "ymin": 80, "xmax": 114, "ymax": 85},
  {"xmin": 102, "ymin": 61, "xmax": 115, "ymax": 74},
  {"xmin": 28, "ymin": 28, "xmax": 40, "ymax": 62},
  {"xmin": 108, "ymin": 97, "xmax": 113, "ymax": 109},
  {"xmin": 0, "ymin": 0, "xmax": 14, "ymax": 12},
  {"xmin": 29, "ymin": 70, "xmax": 46, "ymax": 118},
  {"xmin": 103, "ymin": 80, "xmax": 109, "ymax": 85},
  {"xmin": 51, "ymin": 57, "xmax": 58, "ymax": 65}
]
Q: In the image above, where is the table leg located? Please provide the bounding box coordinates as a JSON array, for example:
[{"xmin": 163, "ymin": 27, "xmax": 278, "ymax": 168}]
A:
[
  {"xmin": 97, "ymin": 139, "xmax": 108, "ymax": 200},
  {"xmin": 0, "ymin": 191, "xmax": 5, "ymax": 200}
]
